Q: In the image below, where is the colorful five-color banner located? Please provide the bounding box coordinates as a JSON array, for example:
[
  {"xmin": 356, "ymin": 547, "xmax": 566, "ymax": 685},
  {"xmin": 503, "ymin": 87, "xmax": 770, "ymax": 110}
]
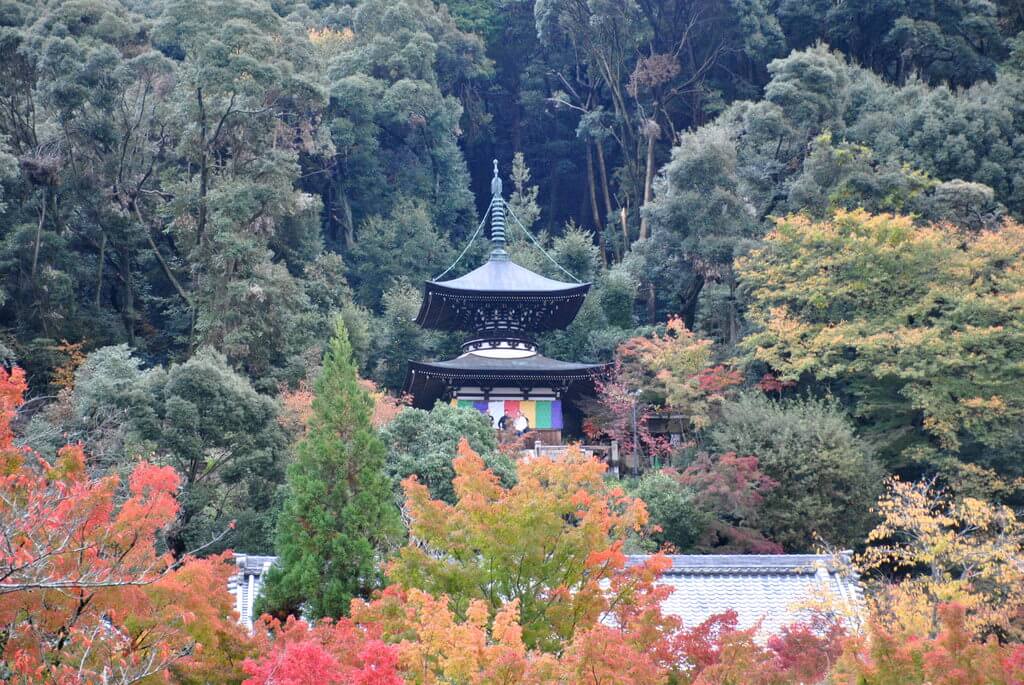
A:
[{"xmin": 452, "ymin": 398, "xmax": 563, "ymax": 430}]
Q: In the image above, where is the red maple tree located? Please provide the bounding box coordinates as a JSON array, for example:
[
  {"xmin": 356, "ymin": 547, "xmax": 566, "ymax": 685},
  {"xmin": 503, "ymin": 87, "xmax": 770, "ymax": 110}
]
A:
[{"xmin": 0, "ymin": 366, "xmax": 249, "ymax": 684}]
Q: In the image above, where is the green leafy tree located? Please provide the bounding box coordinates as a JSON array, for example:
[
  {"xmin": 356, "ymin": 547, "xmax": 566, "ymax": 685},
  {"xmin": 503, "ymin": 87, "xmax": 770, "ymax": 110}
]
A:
[
  {"xmin": 347, "ymin": 198, "xmax": 454, "ymax": 309},
  {"xmin": 534, "ymin": 0, "xmax": 783, "ymax": 255},
  {"xmin": 0, "ymin": 0, "xmax": 332, "ymax": 383},
  {"xmin": 152, "ymin": 0, "xmax": 326, "ymax": 377},
  {"xmin": 737, "ymin": 210, "xmax": 1024, "ymax": 486},
  {"xmin": 709, "ymin": 392, "xmax": 884, "ymax": 551},
  {"xmin": 380, "ymin": 402, "xmax": 515, "ymax": 504},
  {"xmin": 259, "ymin": 319, "xmax": 401, "ymax": 620},
  {"xmin": 624, "ymin": 470, "xmax": 708, "ymax": 552},
  {"xmin": 20, "ymin": 344, "xmax": 151, "ymax": 469},
  {"xmin": 135, "ymin": 349, "xmax": 288, "ymax": 555},
  {"xmin": 301, "ymin": 252, "xmax": 373, "ymax": 369},
  {"xmin": 545, "ymin": 224, "xmax": 603, "ymax": 283},
  {"xmin": 312, "ymin": 0, "xmax": 484, "ymax": 251},
  {"xmin": 596, "ymin": 265, "xmax": 638, "ymax": 329},
  {"xmin": 778, "ymin": 0, "xmax": 1005, "ymax": 86},
  {"xmin": 370, "ymin": 281, "xmax": 454, "ymax": 391},
  {"xmin": 506, "ymin": 151, "xmax": 542, "ymax": 233},
  {"xmin": 21, "ymin": 344, "xmax": 288, "ymax": 555},
  {"xmin": 643, "ymin": 44, "xmax": 1024, "ymax": 343},
  {"xmin": 640, "ymin": 122, "xmax": 758, "ymax": 331},
  {"xmin": 0, "ymin": 0, "xmax": 164, "ymax": 358}
]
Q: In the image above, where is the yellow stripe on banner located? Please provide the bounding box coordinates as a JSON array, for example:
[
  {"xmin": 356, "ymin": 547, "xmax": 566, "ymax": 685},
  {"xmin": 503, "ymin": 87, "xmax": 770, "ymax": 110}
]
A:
[{"xmin": 520, "ymin": 400, "xmax": 536, "ymax": 429}]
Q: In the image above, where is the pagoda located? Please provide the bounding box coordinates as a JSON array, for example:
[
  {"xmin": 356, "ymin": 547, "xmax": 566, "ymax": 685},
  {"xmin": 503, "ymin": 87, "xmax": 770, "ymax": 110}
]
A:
[{"xmin": 403, "ymin": 162, "xmax": 609, "ymax": 442}]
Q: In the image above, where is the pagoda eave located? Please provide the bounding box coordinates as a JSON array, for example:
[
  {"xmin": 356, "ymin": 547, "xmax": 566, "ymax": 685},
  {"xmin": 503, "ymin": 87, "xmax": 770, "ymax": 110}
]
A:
[
  {"xmin": 414, "ymin": 284, "xmax": 591, "ymax": 331},
  {"xmin": 403, "ymin": 357, "xmax": 610, "ymax": 410}
]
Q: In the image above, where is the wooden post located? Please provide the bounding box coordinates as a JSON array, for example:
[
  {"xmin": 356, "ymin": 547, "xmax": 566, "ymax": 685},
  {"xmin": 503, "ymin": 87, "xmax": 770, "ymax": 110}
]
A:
[{"xmin": 622, "ymin": 441, "xmax": 638, "ymax": 474}]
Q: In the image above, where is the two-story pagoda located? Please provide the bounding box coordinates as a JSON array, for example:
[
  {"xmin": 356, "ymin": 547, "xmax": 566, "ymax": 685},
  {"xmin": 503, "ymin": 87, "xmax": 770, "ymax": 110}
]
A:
[{"xmin": 403, "ymin": 163, "xmax": 609, "ymax": 442}]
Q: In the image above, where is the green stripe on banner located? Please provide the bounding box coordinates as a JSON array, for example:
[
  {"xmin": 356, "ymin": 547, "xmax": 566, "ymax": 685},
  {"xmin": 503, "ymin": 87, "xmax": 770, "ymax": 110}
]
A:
[
  {"xmin": 457, "ymin": 399, "xmax": 474, "ymax": 410},
  {"xmin": 535, "ymin": 401, "xmax": 552, "ymax": 429}
]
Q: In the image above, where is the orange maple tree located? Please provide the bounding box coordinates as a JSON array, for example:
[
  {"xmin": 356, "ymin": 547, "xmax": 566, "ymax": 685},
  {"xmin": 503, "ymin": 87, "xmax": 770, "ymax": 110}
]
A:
[
  {"xmin": 279, "ymin": 377, "xmax": 407, "ymax": 438},
  {"xmin": 0, "ymin": 366, "xmax": 250, "ymax": 684},
  {"xmin": 833, "ymin": 603, "xmax": 1024, "ymax": 685},
  {"xmin": 386, "ymin": 440, "xmax": 671, "ymax": 651},
  {"xmin": 585, "ymin": 318, "xmax": 741, "ymax": 462},
  {"xmin": 243, "ymin": 439, "xmax": 846, "ymax": 684},
  {"xmin": 245, "ymin": 441, "xmax": 685, "ymax": 683}
]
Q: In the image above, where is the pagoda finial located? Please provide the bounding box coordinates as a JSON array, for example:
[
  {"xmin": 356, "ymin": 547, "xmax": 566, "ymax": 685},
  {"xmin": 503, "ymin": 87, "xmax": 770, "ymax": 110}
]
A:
[
  {"xmin": 491, "ymin": 159, "xmax": 502, "ymax": 195},
  {"xmin": 489, "ymin": 159, "xmax": 508, "ymax": 261}
]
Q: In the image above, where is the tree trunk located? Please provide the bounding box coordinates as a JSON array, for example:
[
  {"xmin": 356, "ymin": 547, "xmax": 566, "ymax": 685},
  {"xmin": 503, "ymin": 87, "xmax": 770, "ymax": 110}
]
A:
[
  {"xmin": 679, "ymin": 273, "xmax": 706, "ymax": 331},
  {"xmin": 196, "ymin": 89, "xmax": 209, "ymax": 247},
  {"xmin": 594, "ymin": 142, "xmax": 618, "ymax": 260},
  {"xmin": 340, "ymin": 190, "xmax": 355, "ymax": 250},
  {"xmin": 586, "ymin": 143, "xmax": 607, "ymax": 265},
  {"xmin": 639, "ymin": 130, "xmax": 656, "ymax": 241},
  {"xmin": 31, "ymin": 189, "xmax": 46, "ymax": 281},
  {"xmin": 620, "ymin": 204, "xmax": 630, "ymax": 254},
  {"xmin": 728, "ymin": 281, "xmax": 740, "ymax": 347},
  {"xmin": 95, "ymin": 231, "xmax": 106, "ymax": 309},
  {"xmin": 119, "ymin": 245, "xmax": 135, "ymax": 346},
  {"xmin": 134, "ymin": 203, "xmax": 192, "ymax": 309},
  {"xmin": 646, "ymin": 281, "xmax": 656, "ymax": 324}
]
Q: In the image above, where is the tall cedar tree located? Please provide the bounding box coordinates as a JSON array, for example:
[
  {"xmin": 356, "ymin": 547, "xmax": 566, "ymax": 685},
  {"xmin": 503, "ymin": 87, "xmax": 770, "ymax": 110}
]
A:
[{"xmin": 258, "ymin": 320, "xmax": 400, "ymax": 619}]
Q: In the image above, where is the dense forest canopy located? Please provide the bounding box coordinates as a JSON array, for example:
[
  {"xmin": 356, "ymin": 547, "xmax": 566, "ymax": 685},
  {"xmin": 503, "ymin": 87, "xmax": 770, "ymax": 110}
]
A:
[
  {"xmin": 1, "ymin": 0, "xmax": 1022, "ymax": 545},
  {"xmin": 2, "ymin": 0, "xmax": 1024, "ymax": 681},
  {"xmin": 4, "ymin": 0, "xmax": 1023, "ymax": 386}
]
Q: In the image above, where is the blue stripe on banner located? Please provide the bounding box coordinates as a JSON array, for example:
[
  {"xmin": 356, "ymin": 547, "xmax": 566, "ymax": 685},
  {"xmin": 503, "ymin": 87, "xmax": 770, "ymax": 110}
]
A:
[{"xmin": 551, "ymin": 400, "xmax": 563, "ymax": 430}]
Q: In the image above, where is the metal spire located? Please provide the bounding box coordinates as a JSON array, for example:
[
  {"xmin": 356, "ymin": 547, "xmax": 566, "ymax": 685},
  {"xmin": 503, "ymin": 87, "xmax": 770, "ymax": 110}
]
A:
[{"xmin": 489, "ymin": 159, "xmax": 508, "ymax": 261}]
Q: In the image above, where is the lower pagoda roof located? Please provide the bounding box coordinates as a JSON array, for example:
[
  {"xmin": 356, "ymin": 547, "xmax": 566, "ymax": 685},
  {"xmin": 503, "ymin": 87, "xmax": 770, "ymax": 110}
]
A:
[{"xmin": 403, "ymin": 352, "xmax": 610, "ymax": 409}]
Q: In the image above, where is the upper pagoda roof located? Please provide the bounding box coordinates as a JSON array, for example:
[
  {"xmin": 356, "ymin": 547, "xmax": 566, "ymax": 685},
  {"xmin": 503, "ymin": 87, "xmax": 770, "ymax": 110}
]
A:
[
  {"xmin": 414, "ymin": 160, "xmax": 590, "ymax": 333},
  {"xmin": 430, "ymin": 258, "xmax": 589, "ymax": 294},
  {"xmin": 414, "ymin": 260, "xmax": 591, "ymax": 331}
]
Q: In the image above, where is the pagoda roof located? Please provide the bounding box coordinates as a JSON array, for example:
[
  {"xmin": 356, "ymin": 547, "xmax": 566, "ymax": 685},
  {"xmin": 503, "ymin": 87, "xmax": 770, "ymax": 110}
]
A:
[
  {"xmin": 432, "ymin": 258, "xmax": 589, "ymax": 293},
  {"xmin": 403, "ymin": 352, "xmax": 609, "ymax": 409},
  {"xmin": 415, "ymin": 259, "xmax": 590, "ymax": 332}
]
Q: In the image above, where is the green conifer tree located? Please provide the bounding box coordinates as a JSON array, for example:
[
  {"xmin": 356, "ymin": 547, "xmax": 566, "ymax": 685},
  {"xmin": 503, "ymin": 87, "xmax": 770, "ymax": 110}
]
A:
[{"xmin": 257, "ymin": 319, "xmax": 400, "ymax": 619}]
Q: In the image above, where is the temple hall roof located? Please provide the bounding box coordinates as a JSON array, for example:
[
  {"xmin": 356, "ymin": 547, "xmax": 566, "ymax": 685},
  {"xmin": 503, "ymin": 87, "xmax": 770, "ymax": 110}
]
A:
[
  {"xmin": 229, "ymin": 552, "xmax": 864, "ymax": 637},
  {"xmin": 629, "ymin": 553, "xmax": 864, "ymax": 638}
]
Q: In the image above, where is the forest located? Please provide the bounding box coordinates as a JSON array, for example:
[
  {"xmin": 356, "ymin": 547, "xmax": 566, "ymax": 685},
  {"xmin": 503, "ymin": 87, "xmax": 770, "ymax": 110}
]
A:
[{"xmin": 0, "ymin": 0, "xmax": 1023, "ymax": 682}]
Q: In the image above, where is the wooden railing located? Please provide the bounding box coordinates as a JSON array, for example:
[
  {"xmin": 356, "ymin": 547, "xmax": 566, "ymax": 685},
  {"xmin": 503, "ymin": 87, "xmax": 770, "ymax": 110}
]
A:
[{"xmin": 526, "ymin": 440, "xmax": 631, "ymax": 477}]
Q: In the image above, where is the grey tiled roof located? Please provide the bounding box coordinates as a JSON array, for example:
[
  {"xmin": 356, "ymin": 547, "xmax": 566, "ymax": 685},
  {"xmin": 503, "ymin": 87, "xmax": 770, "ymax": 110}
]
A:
[
  {"xmin": 227, "ymin": 553, "xmax": 863, "ymax": 638},
  {"xmin": 630, "ymin": 554, "xmax": 864, "ymax": 638},
  {"xmin": 415, "ymin": 259, "xmax": 591, "ymax": 332}
]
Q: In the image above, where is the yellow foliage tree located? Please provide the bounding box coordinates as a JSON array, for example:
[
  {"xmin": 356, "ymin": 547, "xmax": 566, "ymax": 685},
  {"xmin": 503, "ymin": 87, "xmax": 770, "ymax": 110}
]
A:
[
  {"xmin": 736, "ymin": 209, "xmax": 1024, "ymax": 484},
  {"xmin": 858, "ymin": 478, "xmax": 1024, "ymax": 639}
]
